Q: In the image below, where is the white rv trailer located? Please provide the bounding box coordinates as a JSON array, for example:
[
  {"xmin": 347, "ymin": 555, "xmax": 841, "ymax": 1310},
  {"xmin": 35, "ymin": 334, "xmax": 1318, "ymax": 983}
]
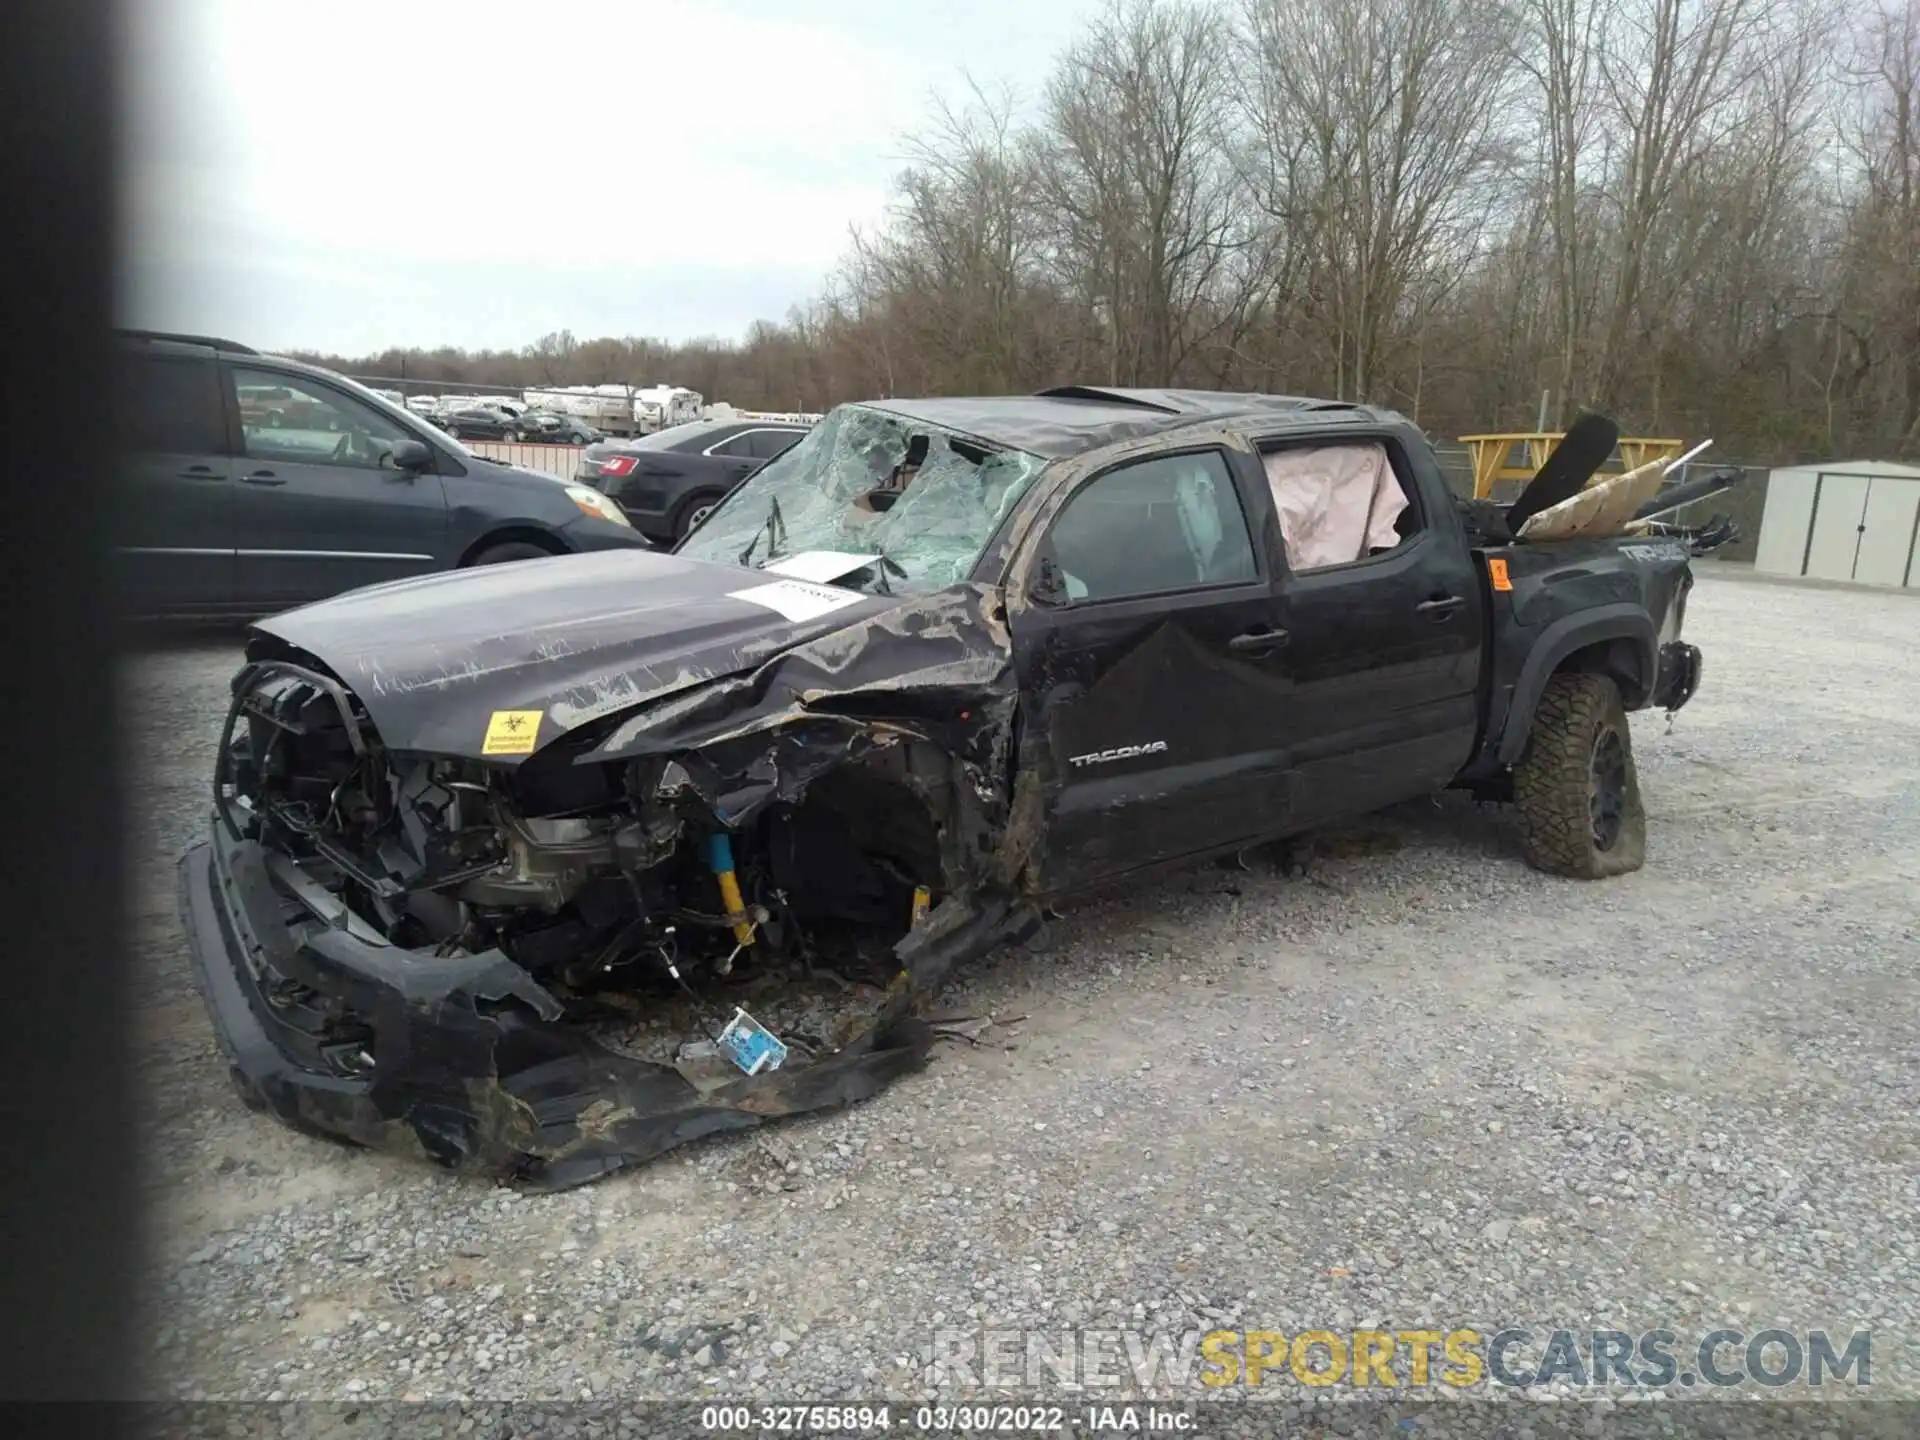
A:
[
  {"xmin": 631, "ymin": 384, "xmax": 704, "ymax": 434},
  {"xmin": 522, "ymin": 385, "xmax": 641, "ymax": 435}
]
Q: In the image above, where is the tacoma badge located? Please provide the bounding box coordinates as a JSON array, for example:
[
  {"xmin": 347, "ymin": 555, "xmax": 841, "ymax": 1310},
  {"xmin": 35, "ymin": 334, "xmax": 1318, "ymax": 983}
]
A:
[{"xmin": 1069, "ymin": 741, "xmax": 1169, "ymax": 768}]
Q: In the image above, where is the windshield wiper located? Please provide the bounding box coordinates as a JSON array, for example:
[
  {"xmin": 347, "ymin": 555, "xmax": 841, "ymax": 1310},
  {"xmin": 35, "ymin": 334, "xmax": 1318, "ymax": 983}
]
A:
[
  {"xmin": 737, "ymin": 496, "xmax": 787, "ymax": 567},
  {"xmin": 863, "ymin": 550, "xmax": 909, "ymax": 595}
]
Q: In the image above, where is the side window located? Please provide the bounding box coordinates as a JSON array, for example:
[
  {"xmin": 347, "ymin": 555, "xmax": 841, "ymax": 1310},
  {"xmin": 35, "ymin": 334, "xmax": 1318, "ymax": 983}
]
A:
[
  {"xmin": 231, "ymin": 367, "xmax": 415, "ymax": 470},
  {"xmin": 750, "ymin": 429, "xmax": 802, "ymax": 460},
  {"xmin": 1260, "ymin": 441, "xmax": 1422, "ymax": 573},
  {"xmin": 126, "ymin": 353, "xmax": 226, "ymax": 455},
  {"xmin": 708, "ymin": 430, "xmax": 757, "ymax": 458},
  {"xmin": 1043, "ymin": 450, "xmax": 1258, "ymax": 602}
]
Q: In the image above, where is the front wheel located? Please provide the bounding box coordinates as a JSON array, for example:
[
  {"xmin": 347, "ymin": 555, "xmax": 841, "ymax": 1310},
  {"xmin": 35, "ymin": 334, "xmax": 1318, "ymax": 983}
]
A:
[{"xmin": 1512, "ymin": 671, "xmax": 1647, "ymax": 879}]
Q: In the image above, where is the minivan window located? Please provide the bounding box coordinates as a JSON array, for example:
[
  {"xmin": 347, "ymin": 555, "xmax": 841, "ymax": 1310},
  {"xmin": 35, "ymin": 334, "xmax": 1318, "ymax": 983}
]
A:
[
  {"xmin": 127, "ymin": 353, "xmax": 226, "ymax": 455},
  {"xmin": 231, "ymin": 367, "xmax": 415, "ymax": 470}
]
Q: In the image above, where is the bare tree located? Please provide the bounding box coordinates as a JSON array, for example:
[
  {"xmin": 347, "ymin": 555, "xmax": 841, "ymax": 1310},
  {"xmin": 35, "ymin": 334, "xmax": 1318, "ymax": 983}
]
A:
[
  {"xmin": 1509, "ymin": 0, "xmax": 1609, "ymax": 417},
  {"xmin": 846, "ymin": 77, "xmax": 1051, "ymax": 393},
  {"xmin": 1586, "ymin": 0, "xmax": 1789, "ymax": 408},
  {"xmin": 299, "ymin": 0, "xmax": 1920, "ymax": 471},
  {"xmin": 1838, "ymin": 1, "xmax": 1920, "ymax": 444},
  {"xmin": 1239, "ymin": 0, "xmax": 1517, "ymax": 402},
  {"xmin": 1035, "ymin": 0, "xmax": 1244, "ymax": 385}
]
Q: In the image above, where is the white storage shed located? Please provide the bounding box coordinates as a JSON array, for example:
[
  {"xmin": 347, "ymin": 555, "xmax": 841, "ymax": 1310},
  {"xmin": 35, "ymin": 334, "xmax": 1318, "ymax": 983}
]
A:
[{"xmin": 1753, "ymin": 459, "xmax": 1920, "ymax": 588}]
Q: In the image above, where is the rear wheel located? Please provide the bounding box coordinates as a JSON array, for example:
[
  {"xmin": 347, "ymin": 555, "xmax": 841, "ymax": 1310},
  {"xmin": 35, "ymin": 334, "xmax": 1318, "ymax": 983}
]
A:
[
  {"xmin": 674, "ymin": 490, "xmax": 726, "ymax": 540},
  {"xmin": 1512, "ymin": 671, "xmax": 1647, "ymax": 878},
  {"xmin": 447, "ymin": 425, "xmax": 463, "ymax": 440},
  {"xmin": 469, "ymin": 540, "xmax": 556, "ymax": 567}
]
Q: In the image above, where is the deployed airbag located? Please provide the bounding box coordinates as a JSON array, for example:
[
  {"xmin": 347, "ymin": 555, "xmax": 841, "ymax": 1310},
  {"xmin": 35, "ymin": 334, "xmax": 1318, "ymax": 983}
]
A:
[{"xmin": 1263, "ymin": 443, "xmax": 1407, "ymax": 571}]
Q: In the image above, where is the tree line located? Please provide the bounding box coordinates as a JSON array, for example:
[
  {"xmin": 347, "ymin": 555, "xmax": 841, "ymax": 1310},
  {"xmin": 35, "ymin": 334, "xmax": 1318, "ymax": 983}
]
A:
[{"xmin": 299, "ymin": 0, "xmax": 1920, "ymax": 463}]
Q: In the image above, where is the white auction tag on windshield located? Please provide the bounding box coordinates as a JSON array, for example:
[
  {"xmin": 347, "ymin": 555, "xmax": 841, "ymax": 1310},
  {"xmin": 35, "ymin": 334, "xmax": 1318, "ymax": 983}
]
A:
[
  {"xmin": 761, "ymin": 550, "xmax": 882, "ymax": 583},
  {"xmin": 727, "ymin": 578, "xmax": 868, "ymax": 623}
]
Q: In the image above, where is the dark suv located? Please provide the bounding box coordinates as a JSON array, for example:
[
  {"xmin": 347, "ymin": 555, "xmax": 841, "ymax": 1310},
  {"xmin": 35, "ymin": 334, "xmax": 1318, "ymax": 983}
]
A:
[
  {"xmin": 576, "ymin": 418, "xmax": 812, "ymax": 542},
  {"xmin": 115, "ymin": 330, "xmax": 648, "ymax": 618}
]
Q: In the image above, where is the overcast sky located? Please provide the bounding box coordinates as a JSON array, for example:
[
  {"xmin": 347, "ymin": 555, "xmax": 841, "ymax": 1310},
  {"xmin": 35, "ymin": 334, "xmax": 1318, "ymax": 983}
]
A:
[{"xmin": 118, "ymin": 0, "xmax": 1103, "ymax": 356}]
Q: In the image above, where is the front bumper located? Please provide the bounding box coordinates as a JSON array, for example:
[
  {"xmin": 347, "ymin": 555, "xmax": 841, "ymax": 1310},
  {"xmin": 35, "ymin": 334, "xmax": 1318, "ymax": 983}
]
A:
[
  {"xmin": 573, "ymin": 468, "xmax": 677, "ymax": 540},
  {"xmin": 556, "ymin": 513, "xmax": 655, "ymax": 553},
  {"xmin": 177, "ymin": 820, "xmax": 1011, "ymax": 1189},
  {"xmin": 1650, "ymin": 641, "xmax": 1703, "ymax": 713}
]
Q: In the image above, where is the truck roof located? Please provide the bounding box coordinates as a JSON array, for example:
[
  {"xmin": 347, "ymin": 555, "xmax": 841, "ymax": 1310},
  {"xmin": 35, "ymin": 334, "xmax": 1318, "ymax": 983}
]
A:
[{"xmin": 863, "ymin": 386, "xmax": 1395, "ymax": 459}]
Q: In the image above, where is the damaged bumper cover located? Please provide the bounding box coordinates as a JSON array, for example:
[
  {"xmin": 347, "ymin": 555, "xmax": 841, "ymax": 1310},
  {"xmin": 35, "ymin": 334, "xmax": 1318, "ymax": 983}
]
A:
[
  {"xmin": 1651, "ymin": 641, "xmax": 1703, "ymax": 714},
  {"xmin": 180, "ymin": 821, "xmax": 1030, "ymax": 1190},
  {"xmin": 177, "ymin": 575, "xmax": 1039, "ymax": 1189}
]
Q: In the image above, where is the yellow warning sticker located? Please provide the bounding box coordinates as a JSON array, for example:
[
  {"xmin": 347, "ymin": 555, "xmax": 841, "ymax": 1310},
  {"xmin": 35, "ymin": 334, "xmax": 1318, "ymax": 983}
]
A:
[
  {"xmin": 1488, "ymin": 557, "xmax": 1513, "ymax": 592},
  {"xmin": 481, "ymin": 709, "xmax": 544, "ymax": 756}
]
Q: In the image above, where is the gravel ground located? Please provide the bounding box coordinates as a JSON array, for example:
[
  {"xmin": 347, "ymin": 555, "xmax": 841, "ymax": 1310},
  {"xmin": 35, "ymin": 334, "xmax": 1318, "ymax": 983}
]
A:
[{"xmin": 127, "ymin": 568, "xmax": 1919, "ymax": 1424}]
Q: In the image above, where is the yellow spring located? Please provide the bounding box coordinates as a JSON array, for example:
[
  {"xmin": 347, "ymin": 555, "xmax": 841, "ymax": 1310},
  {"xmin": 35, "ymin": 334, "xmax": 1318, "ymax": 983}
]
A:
[{"xmin": 716, "ymin": 866, "xmax": 755, "ymax": 946}]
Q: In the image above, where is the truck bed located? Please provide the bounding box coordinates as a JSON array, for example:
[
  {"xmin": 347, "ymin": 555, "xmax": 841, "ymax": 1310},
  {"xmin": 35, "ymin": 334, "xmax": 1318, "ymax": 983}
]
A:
[{"xmin": 1460, "ymin": 532, "xmax": 1699, "ymax": 781}]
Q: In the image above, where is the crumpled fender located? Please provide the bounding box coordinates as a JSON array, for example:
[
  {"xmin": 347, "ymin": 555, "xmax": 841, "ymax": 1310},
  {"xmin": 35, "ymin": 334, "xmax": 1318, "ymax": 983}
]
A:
[{"xmin": 184, "ymin": 831, "xmax": 1035, "ymax": 1191}]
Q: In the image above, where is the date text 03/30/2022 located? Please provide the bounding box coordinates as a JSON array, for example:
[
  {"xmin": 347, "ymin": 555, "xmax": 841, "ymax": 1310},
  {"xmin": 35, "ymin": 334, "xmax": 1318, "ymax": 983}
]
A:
[{"xmin": 698, "ymin": 1404, "xmax": 1193, "ymax": 1432}]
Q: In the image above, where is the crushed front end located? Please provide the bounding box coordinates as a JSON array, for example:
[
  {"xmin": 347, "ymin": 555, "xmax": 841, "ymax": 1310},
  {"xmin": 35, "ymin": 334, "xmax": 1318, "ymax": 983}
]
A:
[{"xmin": 179, "ymin": 594, "xmax": 1031, "ymax": 1190}]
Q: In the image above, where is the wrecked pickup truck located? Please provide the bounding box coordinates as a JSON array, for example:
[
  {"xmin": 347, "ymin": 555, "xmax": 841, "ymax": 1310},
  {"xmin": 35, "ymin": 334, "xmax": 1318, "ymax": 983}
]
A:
[{"xmin": 179, "ymin": 387, "xmax": 1718, "ymax": 1188}]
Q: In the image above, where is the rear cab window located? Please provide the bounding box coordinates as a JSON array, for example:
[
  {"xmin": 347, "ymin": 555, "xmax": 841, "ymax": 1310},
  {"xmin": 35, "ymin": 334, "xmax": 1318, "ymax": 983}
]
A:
[{"xmin": 1256, "ymin": 438, "xmax": 1427, "ymax": 574}]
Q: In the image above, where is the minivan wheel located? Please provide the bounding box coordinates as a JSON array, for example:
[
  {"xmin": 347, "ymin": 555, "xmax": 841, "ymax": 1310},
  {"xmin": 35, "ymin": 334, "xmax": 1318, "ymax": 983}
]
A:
[{"xmin": 470, "ymin": 541, "xmax": 555, "ymax": 566}]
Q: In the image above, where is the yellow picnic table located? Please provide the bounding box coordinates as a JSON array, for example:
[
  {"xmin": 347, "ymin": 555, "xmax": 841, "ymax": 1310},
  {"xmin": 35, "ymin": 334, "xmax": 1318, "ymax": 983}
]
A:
[{"xmin": 1458, "ymin": 432, "xmax": 1686, "ymax": 500}]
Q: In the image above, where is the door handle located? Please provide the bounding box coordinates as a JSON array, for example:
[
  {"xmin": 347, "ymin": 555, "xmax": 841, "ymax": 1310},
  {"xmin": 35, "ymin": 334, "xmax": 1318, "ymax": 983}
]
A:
[
  {"xmin": 1228, "ymin": 626, "xmax": 1290, "ymax": 654},
  {"xmin": 241, "ymin": 470, "xmax": 285, "ymax": 486},
  {"xmin": 177, "ymin": 464, "xmax": 224, "ymax": 481},
  {"xmin": 1417, "ymin": 595, "xmax": 1464, "ymax": 618}
]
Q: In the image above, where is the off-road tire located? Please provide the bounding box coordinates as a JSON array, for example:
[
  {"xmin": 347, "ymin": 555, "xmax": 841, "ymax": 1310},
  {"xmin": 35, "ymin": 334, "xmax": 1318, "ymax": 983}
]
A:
[
  {"xmin": 469, "ymin": 540, "xmax": 555, "ymax": 566},
  {"xmin": 1512, "ymin": 671, "xmax": 1647, "ymax": 879}
]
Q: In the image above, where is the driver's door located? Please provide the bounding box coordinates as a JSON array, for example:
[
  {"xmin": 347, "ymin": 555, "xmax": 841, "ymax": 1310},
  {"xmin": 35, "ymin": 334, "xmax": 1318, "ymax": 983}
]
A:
[
  {"xmin": 1005, "ymin": 440, "xmax": 1300, "ymax": 896},
  {"xmin": 223, "ymin": 364, "xmax": 451, "ymax": 609}
]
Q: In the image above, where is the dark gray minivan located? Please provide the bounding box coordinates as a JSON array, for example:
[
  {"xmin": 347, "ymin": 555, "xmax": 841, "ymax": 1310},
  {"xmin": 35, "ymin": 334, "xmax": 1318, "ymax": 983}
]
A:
[{"xmin": 114, "ymin": 330, "xmax": 649, "ymax": 618}]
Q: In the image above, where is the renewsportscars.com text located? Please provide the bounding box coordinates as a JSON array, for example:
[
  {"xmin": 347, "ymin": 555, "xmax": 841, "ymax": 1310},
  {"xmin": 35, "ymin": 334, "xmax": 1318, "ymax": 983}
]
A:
[{"xmin": 927, "ymin": 1326, "xmax": 1873, "ymax": 1392}]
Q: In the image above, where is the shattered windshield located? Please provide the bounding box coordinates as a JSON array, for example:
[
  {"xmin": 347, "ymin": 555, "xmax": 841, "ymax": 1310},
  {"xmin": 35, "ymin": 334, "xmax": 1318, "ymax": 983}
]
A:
[{"xmin": 676, "ymin": 403, "xmax": 1048, "ymax": 592}]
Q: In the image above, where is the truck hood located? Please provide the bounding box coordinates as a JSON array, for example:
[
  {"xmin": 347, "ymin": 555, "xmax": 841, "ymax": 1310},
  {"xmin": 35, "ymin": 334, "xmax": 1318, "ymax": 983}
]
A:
[{"xmin": 251, "ymin": 548, "xmax": 892, "ymax": 760}]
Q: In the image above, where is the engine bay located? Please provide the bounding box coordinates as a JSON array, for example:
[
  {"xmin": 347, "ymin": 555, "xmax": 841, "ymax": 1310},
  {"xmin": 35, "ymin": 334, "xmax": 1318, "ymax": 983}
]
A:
[{"xmin": 217, "ymin": 655, "xmax": 957, "ymax": 1090}]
